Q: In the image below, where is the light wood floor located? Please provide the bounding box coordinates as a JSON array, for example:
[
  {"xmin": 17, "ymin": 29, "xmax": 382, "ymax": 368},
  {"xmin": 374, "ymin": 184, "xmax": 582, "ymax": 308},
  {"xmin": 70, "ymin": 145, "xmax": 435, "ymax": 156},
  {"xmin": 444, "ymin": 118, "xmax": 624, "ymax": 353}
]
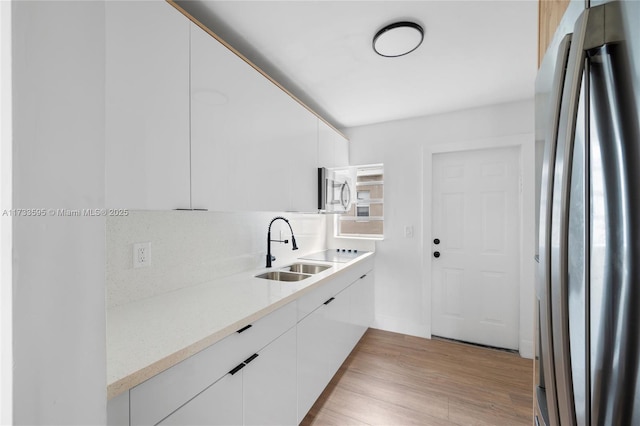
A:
[{"xmin": 301, "ymin": 328, "xmax": 533, "ymax": 426}]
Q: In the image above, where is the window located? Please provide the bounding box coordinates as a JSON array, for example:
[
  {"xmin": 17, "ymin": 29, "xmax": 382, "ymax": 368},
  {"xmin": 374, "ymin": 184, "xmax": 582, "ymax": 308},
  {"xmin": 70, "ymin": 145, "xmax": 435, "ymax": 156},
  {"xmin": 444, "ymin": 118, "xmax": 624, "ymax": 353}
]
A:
[
  {"xmin": 336, "ymin": 164, "xmax": 384, "ymax": 239},
  {"xmin": 356, "ymin": 205, "xmax": 370, "ymax": 217}
]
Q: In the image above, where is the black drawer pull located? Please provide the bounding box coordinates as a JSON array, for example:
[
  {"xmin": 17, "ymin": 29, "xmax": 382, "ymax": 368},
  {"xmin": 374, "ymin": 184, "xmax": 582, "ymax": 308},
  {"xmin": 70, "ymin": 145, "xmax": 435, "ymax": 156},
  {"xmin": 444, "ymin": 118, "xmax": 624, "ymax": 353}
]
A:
[
  {"xmin": 228, "ymin": 363, "xmax": 246, "ymax": 376},
  {"xmin": 360, "ymin": 274, "xmax": 367, "ymax": 279},
  {"xmin": 244, "ymin": 353, "xmax": 259, "ymax": 365},
  {"xmin": 236, "ymin": 324, "xmax": 252, "ymax": 334},
  {"xmin": 323, "ymin": 297, "xmax": 336, "ymax": 305}
]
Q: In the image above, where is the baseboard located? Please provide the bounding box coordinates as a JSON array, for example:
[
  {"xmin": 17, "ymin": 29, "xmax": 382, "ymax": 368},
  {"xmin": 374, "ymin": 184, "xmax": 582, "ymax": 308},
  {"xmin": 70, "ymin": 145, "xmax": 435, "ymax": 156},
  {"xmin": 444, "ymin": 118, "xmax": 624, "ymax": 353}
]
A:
[
  {"xmin": 372, "ymin": 315, "xmax": 429, "ymax": 339},
  {"xmin": 372, "ymin": 315, "xmax": 534, "ymax": 359},
  {"xmin": 520, "ymin": 338, "xmax": 534, "ymax": 359}
]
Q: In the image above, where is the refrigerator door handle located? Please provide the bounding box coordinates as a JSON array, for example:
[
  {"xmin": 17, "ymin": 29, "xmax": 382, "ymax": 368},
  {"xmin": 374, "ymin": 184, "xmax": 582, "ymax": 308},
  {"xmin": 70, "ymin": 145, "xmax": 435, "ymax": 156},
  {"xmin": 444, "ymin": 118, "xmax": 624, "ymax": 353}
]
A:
[
  {"xmin": 585, "ymin": 2, "xmax": 637, "ymax": 424},
  {"xmin": 550, "ymin": 4, "xmax": 627, "ymax": 425},
  {"xmin": 550, "ymin": 6, "xmax": 591, "ymax": 426},
  {"xmin": 538, "ymin": 32, "xmax": 572, "ymax": 426}
]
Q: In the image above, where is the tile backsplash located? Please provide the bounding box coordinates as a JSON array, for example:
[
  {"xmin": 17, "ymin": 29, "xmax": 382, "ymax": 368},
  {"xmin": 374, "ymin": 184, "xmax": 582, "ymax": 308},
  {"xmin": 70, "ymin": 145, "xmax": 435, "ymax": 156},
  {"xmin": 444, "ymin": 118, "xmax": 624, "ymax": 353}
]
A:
[{"xmin": 106, "ymin": 211, "xmax": 327, "ymax": 309}]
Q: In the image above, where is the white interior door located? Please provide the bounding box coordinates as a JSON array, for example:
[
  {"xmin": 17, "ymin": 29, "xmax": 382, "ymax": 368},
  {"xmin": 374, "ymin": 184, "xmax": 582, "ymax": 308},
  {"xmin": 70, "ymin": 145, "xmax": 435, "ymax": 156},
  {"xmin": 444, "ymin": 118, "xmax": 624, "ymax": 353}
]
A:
[{"xmin": 431, "ymin": 146, "xmax": 520, "ymax": 350}]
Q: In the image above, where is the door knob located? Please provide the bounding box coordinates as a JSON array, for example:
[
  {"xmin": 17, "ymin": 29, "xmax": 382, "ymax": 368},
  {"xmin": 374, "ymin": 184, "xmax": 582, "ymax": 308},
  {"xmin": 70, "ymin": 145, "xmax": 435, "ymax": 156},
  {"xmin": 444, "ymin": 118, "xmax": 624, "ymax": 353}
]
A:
[
  {"xmin": 434, "ymin": 251, "xmax": 440, "ymax": 258},
  {"xmin": 434, "ymin": 238, "xmax": 440, "ymax": 245}
]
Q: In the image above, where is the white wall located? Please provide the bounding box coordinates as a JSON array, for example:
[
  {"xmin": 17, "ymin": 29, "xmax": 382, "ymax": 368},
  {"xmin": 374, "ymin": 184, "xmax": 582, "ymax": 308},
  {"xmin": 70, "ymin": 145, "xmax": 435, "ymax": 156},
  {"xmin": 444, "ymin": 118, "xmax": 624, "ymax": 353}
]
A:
[
  {"xmin": 0, "ymin": 1, "xmax": 13, "ymax": 423},
  {"xmin": 345, "ymin": 99, "xmax": 536, "ymax": 358},
  {"xmin": 107, "ymin": 211, "xmax": 326, "ymax": 308},
  {"xmin": 11, "ymin": 2, "xmax": 107, "ymax": 424}
]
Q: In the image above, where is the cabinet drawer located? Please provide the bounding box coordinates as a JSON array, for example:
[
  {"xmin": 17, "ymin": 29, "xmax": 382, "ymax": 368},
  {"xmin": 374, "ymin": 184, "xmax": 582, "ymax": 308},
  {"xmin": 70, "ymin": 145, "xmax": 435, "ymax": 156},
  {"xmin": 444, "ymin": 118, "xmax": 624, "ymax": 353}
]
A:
[
  {"xmin": 157, "ymin": 373, "xmax": 243, "ymax": 426},
  {"xmin": 131, "ymin": 302, "xmax": 296, "ymax": 426},
  {"xmin": 235, "ymin": 301, "xmax": 297, "ymax": 357},
  {"xmin": 297, "ymin": 256, "xmax": 373, "ymax": 321}
]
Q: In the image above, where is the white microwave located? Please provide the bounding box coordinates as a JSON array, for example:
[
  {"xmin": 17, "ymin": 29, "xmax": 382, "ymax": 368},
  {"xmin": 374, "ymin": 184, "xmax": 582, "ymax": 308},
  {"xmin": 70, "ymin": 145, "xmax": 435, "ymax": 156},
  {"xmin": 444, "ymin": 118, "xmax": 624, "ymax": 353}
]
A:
[{"xmin": 318, "ymin": 167, "xmax": 354, "ymax": 213}]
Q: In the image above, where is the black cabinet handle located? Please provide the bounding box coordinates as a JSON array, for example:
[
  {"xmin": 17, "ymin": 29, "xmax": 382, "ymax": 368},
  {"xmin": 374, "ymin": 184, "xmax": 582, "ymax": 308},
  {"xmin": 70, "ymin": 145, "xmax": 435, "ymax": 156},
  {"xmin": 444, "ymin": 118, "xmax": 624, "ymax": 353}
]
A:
[
  {"xmin": 229, "ymin": 353, "xmax": 259, "ymax": 375},
  {"xmin": 360, "ymin": 274, "xmax": 367, "ymax": 279},
  {"xmin": 236, "ymin": 324, "xmax": 252, "ymax": 334},
  {"xmin": 244, "ymin": 353, "xmax": 259, "ymax": 365},
  {"xmin": 229, "ymin": 363, "xmax": 246, "ymax": 375},
  {"xmin": 434, "ymin": 238, "xmax": 440, "ymax": 245},
  {"xmin": 323, "ymin": 297, "xmax": 336, "ymax": 305},
  {"xmin": 434, "ymin": 251, "xmax": 440, "ymax": 258}
]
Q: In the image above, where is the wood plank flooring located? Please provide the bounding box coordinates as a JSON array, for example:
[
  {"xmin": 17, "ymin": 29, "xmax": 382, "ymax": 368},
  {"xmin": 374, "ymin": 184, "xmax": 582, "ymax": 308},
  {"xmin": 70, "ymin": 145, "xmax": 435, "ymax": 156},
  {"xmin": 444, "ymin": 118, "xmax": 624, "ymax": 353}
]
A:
[{"xmin": 301, "ymin": 328, "xmax": 533, "ymax": 426}]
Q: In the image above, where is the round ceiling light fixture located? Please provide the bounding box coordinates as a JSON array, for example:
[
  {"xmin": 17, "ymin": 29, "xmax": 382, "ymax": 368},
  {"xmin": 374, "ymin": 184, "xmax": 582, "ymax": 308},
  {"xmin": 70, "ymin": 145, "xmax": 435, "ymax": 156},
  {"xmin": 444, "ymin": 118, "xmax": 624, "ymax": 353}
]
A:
[{"xmin": 373, "ymin": 21, "xmax": 424, "ymax": 57}]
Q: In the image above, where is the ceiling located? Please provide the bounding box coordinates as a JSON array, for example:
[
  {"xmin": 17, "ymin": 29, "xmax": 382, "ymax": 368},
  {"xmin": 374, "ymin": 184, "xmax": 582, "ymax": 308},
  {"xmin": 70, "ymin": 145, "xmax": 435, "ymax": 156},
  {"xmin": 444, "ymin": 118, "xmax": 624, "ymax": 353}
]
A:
[{"xmin": 175, "ymin": 1, "xmax": 538, "ymax": 129}]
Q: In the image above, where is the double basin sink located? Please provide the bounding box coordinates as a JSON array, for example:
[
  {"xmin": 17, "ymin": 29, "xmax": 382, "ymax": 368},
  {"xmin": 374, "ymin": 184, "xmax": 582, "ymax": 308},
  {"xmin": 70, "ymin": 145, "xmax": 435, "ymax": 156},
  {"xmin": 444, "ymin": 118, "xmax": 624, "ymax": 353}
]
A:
[{"xmin": 255, "ymin": 263, "xmax": 331, "ymax": 282}]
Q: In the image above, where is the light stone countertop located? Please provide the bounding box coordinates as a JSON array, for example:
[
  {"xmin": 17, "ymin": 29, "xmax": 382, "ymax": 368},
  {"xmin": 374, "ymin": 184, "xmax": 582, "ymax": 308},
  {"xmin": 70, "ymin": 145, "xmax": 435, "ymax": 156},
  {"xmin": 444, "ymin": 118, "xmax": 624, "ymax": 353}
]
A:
[{"xmin": 106, "ymin": 252, "xmax": 373, "ymax": 399}]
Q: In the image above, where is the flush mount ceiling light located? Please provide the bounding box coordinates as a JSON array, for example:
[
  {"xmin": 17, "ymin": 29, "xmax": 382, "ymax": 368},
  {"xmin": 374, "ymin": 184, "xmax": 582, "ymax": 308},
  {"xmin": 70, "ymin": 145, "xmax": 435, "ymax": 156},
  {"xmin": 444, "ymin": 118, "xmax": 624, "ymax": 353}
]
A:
[{"xmin": 373, "ymin": 21, "xmax": 424, "ymax": 57}]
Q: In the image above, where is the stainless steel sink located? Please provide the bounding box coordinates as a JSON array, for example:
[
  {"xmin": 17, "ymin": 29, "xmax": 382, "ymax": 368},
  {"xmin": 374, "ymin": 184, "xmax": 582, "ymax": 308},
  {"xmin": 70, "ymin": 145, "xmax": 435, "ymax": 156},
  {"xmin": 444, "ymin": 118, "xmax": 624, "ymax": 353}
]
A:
[
  {"xmin": 255, "ymin": 271, "xmax": 311, "ymax": 282},
  {"xmin": 283, "ymin": 263, "xmax": 331, "ymax": 274}
]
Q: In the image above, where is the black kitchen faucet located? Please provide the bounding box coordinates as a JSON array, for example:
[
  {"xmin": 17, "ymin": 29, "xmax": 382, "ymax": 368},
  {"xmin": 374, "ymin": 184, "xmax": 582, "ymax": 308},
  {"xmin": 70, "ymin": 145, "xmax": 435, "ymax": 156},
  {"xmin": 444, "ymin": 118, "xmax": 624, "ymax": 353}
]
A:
[{"xmin": 266, "ymin": 216, "xmax": 298, "ymax": 267}]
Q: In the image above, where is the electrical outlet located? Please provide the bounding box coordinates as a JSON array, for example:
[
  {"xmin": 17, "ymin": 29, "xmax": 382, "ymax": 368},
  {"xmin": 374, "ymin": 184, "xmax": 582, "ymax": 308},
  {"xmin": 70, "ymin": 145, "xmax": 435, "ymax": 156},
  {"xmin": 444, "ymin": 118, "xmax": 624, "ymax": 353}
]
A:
[{"xmin": 133, "ymin": 242, "xmax": 151, "ymax": 268}]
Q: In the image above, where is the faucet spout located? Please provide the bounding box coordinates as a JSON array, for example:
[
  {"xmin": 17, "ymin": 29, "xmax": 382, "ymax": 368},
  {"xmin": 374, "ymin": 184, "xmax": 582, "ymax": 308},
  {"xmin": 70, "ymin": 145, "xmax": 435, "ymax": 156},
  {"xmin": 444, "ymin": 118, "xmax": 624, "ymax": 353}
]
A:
[{"xmin": 266, "ymin": 216, "xmax": 298, "ymax": 268}]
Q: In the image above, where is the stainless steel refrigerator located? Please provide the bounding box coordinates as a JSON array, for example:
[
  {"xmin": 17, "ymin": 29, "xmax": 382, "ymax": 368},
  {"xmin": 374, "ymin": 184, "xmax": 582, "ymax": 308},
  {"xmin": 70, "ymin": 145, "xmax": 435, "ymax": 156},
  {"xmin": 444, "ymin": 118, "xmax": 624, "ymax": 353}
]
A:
[{"xmin": 535, "ymin": 1, "xmax": 640, "ymax": 425}]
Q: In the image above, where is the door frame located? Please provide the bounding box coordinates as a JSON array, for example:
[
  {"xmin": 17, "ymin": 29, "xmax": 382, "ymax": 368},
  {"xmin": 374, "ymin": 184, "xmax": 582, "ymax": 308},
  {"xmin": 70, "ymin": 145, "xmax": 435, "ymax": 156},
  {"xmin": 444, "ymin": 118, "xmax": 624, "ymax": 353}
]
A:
[{"xmin": 422, "ymin": 133, "xmax": 535, "ymax": 358}]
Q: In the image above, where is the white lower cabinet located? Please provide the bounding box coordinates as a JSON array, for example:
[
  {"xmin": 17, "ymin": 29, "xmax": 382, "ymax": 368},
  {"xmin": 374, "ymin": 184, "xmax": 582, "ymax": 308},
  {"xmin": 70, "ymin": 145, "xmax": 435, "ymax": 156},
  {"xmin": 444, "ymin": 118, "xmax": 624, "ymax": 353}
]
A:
[
  {"xmin": 244, "ymin": 327, "xmax": 297, "ymax": 425},
  {"xmin": 350, "ymin": 272, "xmax": 375, "ymax": 341},
  {"xmin": 297, "ymin": 296, "xmax": 345, "ymax": 420},
  {"xmin": 116, "ymin": 262, "xmax": 374, "ymax": 426},
  {"xmin": 129, "ymin": 303, "xmax": 296, "ymax": 426},
  {"xmin": 158, "ymin": 373, "xmax": 242, "ymax": 426},
  {"xmin": 297, "ymin": 269, "xmax": 374, "ymax": 422},
  {"xmin": 107, "ymin": 390, "xmax": 129, "ymax": 426},
  {"xmin": 158, "ymin": 326, "xmax": 296, "ymax": 426}
]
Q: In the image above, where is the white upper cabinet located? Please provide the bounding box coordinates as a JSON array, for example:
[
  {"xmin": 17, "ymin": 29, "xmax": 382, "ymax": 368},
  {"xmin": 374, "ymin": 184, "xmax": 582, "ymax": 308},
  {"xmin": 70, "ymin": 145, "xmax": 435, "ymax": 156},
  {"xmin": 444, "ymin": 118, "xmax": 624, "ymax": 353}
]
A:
[
  {"xmin": 334, "ymin": 129, "xmax": 350, "ymax": 168},
  {"xmin": 286, "ymin": 109, "xmax": 318, "ymax": 212},
  {"xmin": 105, "ymin": 1, "xmax": 191, "ymax": 210},
  {"xmin": 190, "ymin": 23, "xmax": 317, "ymax": 212},
  {"xmin": 318, "ymin": 119, "xmax": 349, "ymax": 169},
  {"xmin": 105, "ymin": 2, "xmax": 342, "ymax": 212}
]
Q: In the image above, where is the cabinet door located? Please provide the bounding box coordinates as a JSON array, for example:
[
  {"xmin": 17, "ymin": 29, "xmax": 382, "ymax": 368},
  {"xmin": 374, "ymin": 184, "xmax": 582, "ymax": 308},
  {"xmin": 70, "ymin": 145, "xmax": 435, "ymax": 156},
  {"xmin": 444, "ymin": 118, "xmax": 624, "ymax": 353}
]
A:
[
  {"xmin": 190, "ymin": 24, "xmax": 250, "ymax": 211},
  {"xmin": 107, "ymin": 391, "xmax": 129, "ymax": 426},
  {"xmin": 318, "ymin": 119, "xmax": 349, "ymax": 168},
  {"xmin": 244, "ymin": 327, "xmax": 297, "ymax": 426},
  {"xmin": 286, "ymin": 107, "xmax": 318, "ymax": 212},
  {"xmin": 190, "ymin": 24, "xmax": 316, "ymax": 212},
  {"xmin": 106, "ymin": 1, "xmax": 190, "ymax": 209},
  {"xmin": 297, "ymin": 291, "xmax": 350, "ymax": 421},
  {"xmin": 297, "ymin": 303, "xmax": 333, "ymax": 421},
  {"xmin": 334, "ymin": 132, "xmax": 350, "ymax": 168},
  {"xmin": 330, "ymin": 286, "xmax": 360, "ymax": 363},
  {"xmin": 349, "ymin": 271, "xmax": 375, "ymax": 342},
  {"xmin": 157, "ymin": 373, "xmax": 242, "ymax": 426}
]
